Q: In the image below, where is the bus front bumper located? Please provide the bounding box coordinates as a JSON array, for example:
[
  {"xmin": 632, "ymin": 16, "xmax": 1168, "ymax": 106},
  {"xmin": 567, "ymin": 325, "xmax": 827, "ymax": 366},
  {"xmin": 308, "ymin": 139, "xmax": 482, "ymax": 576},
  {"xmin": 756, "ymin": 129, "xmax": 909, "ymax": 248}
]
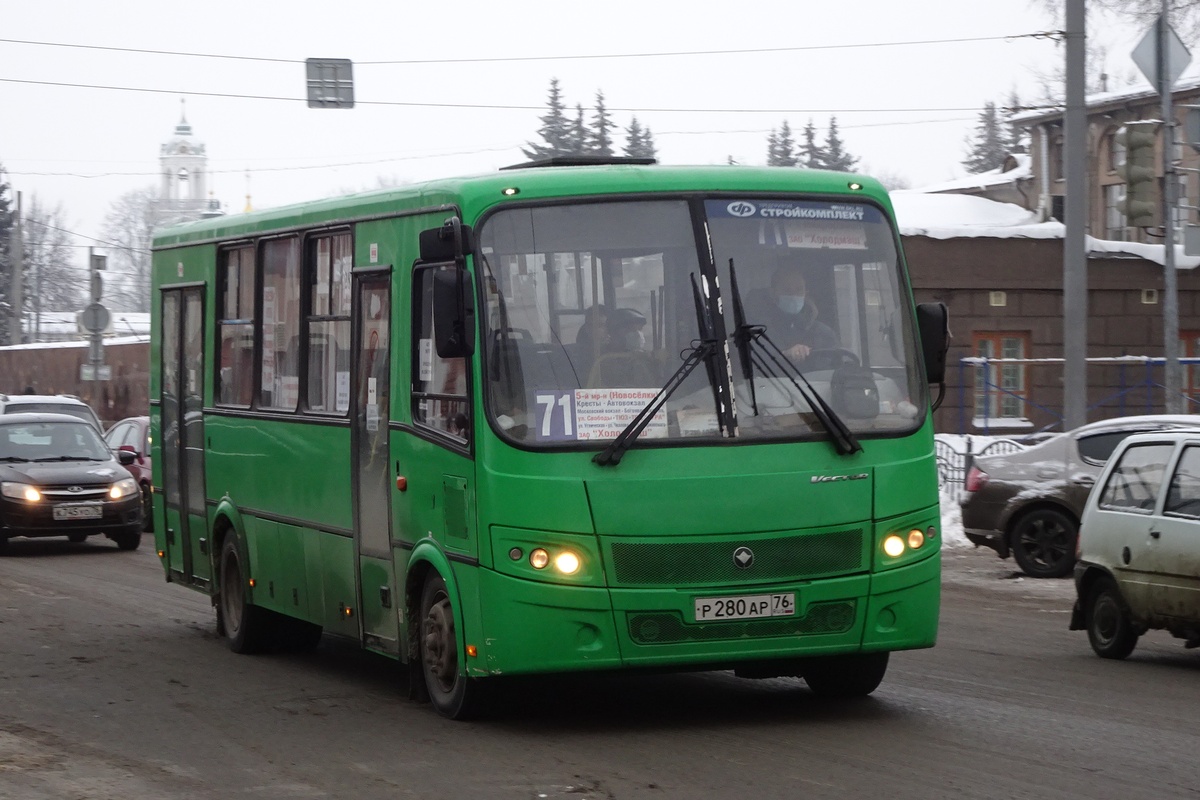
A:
[{"xmin": 472, "ymin": 555, "xmax": 940, "ymax": 677}]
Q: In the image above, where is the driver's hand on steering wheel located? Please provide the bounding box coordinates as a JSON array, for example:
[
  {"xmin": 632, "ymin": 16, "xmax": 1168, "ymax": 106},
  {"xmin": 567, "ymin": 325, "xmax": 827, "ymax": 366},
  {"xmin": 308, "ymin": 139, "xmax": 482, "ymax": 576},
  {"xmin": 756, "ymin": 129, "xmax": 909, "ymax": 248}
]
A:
[{"xmin": 785, "ymin": 343, "xmax": 811, "ymax": 360}]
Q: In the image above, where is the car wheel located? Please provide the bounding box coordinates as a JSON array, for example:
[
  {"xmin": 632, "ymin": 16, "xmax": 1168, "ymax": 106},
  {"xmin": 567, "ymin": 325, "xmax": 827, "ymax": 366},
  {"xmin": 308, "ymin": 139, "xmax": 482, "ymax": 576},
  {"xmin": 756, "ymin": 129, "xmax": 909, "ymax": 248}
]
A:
[
  {"xmin": 1086, "ymin": 578, "xmax": 1139, "ymax": 659},
  {"xmin": 419, "ymin": 573, "xmax": 485, "ymax": 719},
  {"xmin": 218, "ymin": 535, "xmax": 273, "ymax": 654},
  {"xmin": 113, "ymin": 532, "xmax": 141, "ymax": 551},
  {"xmin": 1011, "ymin": 508, "xmax": 1077, "ymax": 578},
  {"xmin": 803, "ymin": 652, "xmax": 889, "ymax": 697},
  {"xmin": 68, "ymin": 533, "xmax": 88, "ymax": 543}
]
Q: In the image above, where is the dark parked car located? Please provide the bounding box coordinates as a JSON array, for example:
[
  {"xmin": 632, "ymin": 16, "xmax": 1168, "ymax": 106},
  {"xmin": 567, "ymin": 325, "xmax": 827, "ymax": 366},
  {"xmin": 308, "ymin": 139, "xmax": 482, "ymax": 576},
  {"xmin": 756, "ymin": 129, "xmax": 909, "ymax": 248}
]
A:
[
  {"xmin": 0, "ymin": 393, "xmax": 103, "ymax": 431},
  {"xmin": 960, "ymin": 414, "xmax": 1200, "ymax": 578},
  {"xmin": 104, "ymin": 415, "xmax": 152, "ymax": 531},
  {"xmin": 0, "ymin": 413, "xmax": 143, "ymax": 551}
]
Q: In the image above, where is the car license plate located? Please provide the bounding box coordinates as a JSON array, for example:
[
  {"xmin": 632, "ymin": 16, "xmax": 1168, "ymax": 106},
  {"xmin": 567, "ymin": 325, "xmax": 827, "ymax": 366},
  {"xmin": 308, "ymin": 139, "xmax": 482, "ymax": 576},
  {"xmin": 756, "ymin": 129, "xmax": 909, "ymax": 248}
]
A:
[
  {"xmin": 694, "ymin": 592, "xmax": 796, "ymax": 622},
  {"xmin": 53, "ymin": 503, "xmax": 103, "ymax": 521}
]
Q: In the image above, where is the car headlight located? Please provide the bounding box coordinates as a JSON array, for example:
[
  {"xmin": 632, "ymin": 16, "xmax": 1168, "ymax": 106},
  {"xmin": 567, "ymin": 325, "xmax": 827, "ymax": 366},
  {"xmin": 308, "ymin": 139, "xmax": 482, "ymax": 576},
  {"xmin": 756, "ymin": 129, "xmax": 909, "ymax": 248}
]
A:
[
  {"xmin": 109, "ymin": 478, "xmax": 139, "ymax": 500},
  {"xmin": 1, "ymin": 482, "xmax": 41, "ymax": 502}
]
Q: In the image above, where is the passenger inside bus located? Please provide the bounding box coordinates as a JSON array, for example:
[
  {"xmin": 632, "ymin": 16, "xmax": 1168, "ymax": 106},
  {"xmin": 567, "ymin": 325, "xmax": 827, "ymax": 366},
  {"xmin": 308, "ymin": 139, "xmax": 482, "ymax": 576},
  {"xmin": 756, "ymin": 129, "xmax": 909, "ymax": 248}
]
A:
[{"xmin": 586, "ymin": 307, "xmax": 657, "ymax": 388}]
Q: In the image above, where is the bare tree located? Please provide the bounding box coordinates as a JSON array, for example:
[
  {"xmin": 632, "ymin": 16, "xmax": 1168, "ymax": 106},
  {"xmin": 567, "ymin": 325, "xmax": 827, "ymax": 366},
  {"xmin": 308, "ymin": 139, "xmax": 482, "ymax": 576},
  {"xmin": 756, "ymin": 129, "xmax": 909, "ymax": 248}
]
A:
[
  {"xmin": 99, "ymin": 187, "xmax": 157, "ymax": 313},
  {"xmin": 20, "ymin": 197, "xmax": 83, "ymax": 339}
]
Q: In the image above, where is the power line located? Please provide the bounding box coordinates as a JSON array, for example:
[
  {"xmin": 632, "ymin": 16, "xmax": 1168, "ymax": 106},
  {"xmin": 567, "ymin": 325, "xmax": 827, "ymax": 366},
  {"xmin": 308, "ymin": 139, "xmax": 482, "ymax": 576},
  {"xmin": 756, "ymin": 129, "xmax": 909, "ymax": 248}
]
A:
[
  {"xmin": 2, "ymin": 76, "xmax": 1041, "ymax": 115},
  {"xmin": 0, "ymin": 31, "xmax": 1063, "ymax": 66}
]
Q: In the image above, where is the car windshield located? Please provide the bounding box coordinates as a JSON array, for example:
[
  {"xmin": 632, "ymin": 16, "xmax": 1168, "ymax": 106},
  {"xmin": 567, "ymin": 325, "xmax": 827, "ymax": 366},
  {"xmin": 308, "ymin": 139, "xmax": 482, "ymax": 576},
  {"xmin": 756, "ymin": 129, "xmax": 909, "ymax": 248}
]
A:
[
  {"xmin": 477, "ymin": 197, "xmax": 924, "ymax": 448},
  {"xmin": 0, "ymin": 421, "xmax": 111, "ymax": 462}
]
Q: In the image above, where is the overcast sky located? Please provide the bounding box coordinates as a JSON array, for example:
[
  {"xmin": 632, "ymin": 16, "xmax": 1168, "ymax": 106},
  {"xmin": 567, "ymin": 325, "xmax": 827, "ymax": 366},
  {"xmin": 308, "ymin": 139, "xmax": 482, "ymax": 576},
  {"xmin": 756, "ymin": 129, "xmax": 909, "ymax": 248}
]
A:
[{"xmin": 0, "ymin": 0, "xmax": 1154, "ymax": 261}]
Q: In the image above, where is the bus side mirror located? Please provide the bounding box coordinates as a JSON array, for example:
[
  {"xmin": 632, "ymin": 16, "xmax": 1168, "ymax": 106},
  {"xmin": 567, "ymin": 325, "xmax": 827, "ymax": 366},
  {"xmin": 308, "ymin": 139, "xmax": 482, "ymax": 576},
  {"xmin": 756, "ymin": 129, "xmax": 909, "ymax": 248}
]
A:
[
  {"xmin": 916, "ymin": 302, "xmax": 949, "ymax": 384},
  {"xmin": 433, "ymin": 269, "xmax": 475, "ymax": 358},
  {"xmin": 419, "ymin": 217, "xmax": 474, "ymax": 264}
]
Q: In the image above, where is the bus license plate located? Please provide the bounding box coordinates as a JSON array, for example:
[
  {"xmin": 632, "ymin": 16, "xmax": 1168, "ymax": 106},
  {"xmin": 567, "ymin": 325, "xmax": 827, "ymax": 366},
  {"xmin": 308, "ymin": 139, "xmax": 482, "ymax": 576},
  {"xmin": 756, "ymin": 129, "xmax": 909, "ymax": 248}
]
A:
[
  {"xmin": 53, "ymin": 503, "xmax": 103, "ymax": 521},
  {"xmin": 694, "ymin": 593, "xmax": 796, "ymax": 622}
]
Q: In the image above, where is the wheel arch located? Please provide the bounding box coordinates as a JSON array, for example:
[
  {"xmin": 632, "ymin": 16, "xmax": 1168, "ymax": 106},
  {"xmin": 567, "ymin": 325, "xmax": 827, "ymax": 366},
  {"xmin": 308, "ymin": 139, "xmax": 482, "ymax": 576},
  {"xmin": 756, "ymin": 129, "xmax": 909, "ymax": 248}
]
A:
[
  {"xmin": 210, "ymin": 498, "xmax": 250, "ymax": 601},
  {"xmin": 403, "ymin": 541, "xmax": 463, "ymax": 665}
]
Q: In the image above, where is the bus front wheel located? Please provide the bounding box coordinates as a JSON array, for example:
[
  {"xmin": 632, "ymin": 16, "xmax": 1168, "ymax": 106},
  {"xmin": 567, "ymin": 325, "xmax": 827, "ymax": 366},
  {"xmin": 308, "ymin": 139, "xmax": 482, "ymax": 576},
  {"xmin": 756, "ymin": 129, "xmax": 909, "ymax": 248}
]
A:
[
  {"xmin": 803, "ymin": 652, "xmax": 889, "ymax": 697},
  {"xmin": 419, "ymin": 573, "xmax": 484, "ymax": 719},
  {"xmin": 218, "ymin": 535, "xmax": 272, "ymax": 654}
]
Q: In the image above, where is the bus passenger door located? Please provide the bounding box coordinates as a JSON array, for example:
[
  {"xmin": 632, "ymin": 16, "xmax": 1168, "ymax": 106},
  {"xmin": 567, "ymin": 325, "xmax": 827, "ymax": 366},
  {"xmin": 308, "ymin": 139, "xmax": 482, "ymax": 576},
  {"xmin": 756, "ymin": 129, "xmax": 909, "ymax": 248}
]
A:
[
  {"xmin": 160, "ymin": 286, "xmax": 211, "ymax": 588},
  {"xmin": 351, "ymin": 269, "xmax": 399, "ymax": 654}
]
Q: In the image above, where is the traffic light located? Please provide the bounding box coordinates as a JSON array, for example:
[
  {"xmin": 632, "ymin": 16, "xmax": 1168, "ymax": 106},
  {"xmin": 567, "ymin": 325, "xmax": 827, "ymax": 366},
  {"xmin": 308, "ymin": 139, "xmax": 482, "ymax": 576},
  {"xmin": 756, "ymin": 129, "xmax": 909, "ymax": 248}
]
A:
[{"xmin": 1121, "ymin": 121, "xmax": 1160, "ymax": 228}]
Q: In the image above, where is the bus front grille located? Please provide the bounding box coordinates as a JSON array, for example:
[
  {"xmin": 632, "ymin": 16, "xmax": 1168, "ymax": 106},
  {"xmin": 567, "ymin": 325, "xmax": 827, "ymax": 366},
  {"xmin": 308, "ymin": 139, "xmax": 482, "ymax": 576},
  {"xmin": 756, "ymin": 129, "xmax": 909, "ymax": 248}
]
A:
[
  {"xmin": 627, "ymin": 600, "xmax": 857, "ymax": 645},
  {"xmin": 608, "ymin": 529, "xmax": 864, "ymax": 586}
]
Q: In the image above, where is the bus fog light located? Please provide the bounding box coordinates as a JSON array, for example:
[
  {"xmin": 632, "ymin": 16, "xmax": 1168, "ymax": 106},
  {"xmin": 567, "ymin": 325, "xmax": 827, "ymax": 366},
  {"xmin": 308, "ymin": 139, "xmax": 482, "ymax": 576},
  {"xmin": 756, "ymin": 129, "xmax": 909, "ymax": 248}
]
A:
[
  {"xmin": 529, "ymin": 548, "xmax": 549, "ymax": 569},
  {"xmin": 554, "ymin": 551, "xmax": 580, "ymax": 575},
  {"xmin": 907, "ymin": 529, "xmax": 925, "ymax": 549},
  {"xmin": 883, "ymin": 535, "xmax": 905, "ymax": 557}
]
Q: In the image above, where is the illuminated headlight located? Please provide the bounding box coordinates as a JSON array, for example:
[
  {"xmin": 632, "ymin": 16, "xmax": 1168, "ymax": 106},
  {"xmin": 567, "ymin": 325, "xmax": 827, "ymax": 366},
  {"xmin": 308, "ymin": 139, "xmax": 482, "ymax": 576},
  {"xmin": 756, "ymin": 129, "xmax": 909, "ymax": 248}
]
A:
[
  {"xmin": 883, "ymin": 534, "xmax": 906, "ymax": 558},
  {"xmin": 907, "ymin": 529, "xmax": 926, "ymax": 549},
  {"xmin": 2, "ymin": 482, "xmax": 41, "ymax": 502},
  {"xmin": 553, "ymin": 551, "xmax": 581, "ymax": 575},
  {"xmin": 109, "ymin": 478, "xmax": 139, "ymax": 500}
]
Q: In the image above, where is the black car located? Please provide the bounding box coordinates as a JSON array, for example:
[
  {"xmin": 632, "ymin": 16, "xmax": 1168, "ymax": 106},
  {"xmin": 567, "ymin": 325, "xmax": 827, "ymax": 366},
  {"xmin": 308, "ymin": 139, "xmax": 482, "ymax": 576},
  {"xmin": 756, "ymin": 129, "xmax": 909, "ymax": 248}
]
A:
[{"xmin": 0, "ymin": 413, "xmax": 143, "ymax": 551}]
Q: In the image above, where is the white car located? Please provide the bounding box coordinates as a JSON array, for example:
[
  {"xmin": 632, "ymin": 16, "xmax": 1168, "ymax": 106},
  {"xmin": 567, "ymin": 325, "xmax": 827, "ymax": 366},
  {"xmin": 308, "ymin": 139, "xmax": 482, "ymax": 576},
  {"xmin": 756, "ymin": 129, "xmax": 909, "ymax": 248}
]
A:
[
  {"xmin": 0, "ymin": 393, "xmax": 103, "ymax": 431},
  {"xmin": 1071, "ymin": 428, "xmax": 1200, "ymax": 658}
]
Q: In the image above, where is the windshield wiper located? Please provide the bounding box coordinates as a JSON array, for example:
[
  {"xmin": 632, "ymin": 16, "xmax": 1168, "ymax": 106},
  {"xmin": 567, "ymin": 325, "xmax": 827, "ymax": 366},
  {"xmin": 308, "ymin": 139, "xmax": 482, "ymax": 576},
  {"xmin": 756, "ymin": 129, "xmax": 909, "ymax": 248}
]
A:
[
  {"xmin": 32, "ymin": 455, "xmax": 95, "ymax": 462},
  {"xmin": 0, "ymin": 455, "xmax": 31, "ymax": 462},
  {"xmin": 727, "ymin": 259, "xmax": 862, "ymax": 456},
  {"xmin": 594, "ymin": 273, "xmax": 728, "ymax": 467}
]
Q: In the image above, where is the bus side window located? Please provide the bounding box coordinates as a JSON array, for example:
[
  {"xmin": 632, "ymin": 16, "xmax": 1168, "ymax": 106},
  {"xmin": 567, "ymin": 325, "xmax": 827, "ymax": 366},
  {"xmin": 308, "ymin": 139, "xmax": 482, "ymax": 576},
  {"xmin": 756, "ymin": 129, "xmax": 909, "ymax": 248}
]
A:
[{"xmin": 412, "ymin": 265, "xmax": 470, "ymax": 443}]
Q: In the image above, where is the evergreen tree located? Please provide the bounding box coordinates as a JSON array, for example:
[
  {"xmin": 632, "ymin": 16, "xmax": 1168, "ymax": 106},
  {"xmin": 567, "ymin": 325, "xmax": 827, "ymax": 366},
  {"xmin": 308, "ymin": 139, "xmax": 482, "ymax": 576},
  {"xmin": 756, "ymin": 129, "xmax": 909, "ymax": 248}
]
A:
[
  {"xmin": 800, "ymin": 120, "xmax": 827, "ymax": 169},
  {"xmin": 1004, "ymin": 90, "xmax": 1027, "ymax": 155},
  {"xmin": 623, "ymin": 116, "xmax": 657, "ymax": 160},
  {"xmin": 571, "ymin": 103, "xmax": 589, "ymax": 155},
  {"xmin": 522, "ymin": 78, "xmax": 573, "ymax": 160},
  {"xmin": 962, "ymin": 102, "xmax": 1009, "ymax": 174},
  {"xmin": 822, "ymin": 117, "xmax": 860, "ymax": 172},
  {"xmin": 766, "ymin": 121, "xmax": 798, "ymax": 166},
  {"xmin": 589, "ymin": 91, "xmax": 615, "ymax": 157}
]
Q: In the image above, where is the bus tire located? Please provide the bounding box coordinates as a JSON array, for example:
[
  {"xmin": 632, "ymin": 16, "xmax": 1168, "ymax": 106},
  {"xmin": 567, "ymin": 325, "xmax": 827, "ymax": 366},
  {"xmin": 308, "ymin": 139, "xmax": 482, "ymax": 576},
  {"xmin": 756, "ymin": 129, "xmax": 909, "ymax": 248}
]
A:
[
  {"xmin": 419, "ymin": 573, "xmax": 484, "ymax": 720},
  {"xmin": 803, "ymin": 652, "xmax": 889, "ymax": 697},
  {"xmin": 218, "ymin": 534, "xmax": 272, "ymax": 654}
]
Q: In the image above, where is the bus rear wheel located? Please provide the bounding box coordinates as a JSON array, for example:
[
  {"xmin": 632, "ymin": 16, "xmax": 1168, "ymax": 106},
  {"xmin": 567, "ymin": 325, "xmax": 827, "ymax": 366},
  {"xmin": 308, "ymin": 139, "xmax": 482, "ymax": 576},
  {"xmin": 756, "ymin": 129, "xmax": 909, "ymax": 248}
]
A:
[
  {"xmin": 218, "ymin": 535, "xmax": 272, "ymax": 654},
  {"xmin": 803, "ymin": 652, "xmax": 889, "ymax": 697},
  {"xmin": 419, "ymin": 573, "xmax": 484, "ymax": 720}
]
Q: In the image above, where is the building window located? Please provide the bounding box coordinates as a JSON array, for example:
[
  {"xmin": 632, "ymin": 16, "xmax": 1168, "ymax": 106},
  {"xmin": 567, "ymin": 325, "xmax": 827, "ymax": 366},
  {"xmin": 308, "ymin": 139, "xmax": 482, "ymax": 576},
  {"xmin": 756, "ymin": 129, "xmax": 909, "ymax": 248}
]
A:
[
  {"xmin": 305, "ymin": 232, "xmax": 353, "ymax": 414},
  {"xmin": 1109, "ymin": 127, "xmax": 1126, "ymax": 173},
  {"xmin": 217, "ymin": 246, "xmax": 255, "ymax": 407},
  {"xmin": 260, "ymin": 236, "xmax": 302, "ymax": 411},
  {"xmin": 973, "ymin": 331, "xmax": 1031, "ymax": 423},
  {"xmin": 1104, "ymin": 183, "xmax": 1127, "ymax": 241}
]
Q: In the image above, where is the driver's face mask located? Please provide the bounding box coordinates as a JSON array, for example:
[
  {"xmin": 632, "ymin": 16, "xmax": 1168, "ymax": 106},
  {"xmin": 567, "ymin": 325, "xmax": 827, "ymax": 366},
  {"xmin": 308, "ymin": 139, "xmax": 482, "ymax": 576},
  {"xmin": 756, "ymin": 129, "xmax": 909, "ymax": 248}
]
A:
[{"xmin": 778, "ymin": 295, "xmax": 805, "ymax": 315}]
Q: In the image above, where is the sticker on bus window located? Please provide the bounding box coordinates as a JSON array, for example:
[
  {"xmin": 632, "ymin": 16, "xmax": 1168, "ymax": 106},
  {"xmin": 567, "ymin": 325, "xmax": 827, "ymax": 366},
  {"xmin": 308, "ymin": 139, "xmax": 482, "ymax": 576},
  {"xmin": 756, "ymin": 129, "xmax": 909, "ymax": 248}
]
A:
[
  {"xmin": 784, "ymin": 221, "xmax": 867, "ymax": 250},
  {"xmin": 533, "ymin": 389, "xmax": 666, "ymax": 441}
]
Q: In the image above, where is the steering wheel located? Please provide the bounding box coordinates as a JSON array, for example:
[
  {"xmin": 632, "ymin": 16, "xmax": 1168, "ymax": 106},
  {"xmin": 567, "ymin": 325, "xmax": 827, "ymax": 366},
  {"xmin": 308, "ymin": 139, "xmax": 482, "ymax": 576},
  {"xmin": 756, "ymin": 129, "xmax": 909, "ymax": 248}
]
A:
[{"xmin": 804, "ymin": 348, "xmax": 861, "ymax": 370}]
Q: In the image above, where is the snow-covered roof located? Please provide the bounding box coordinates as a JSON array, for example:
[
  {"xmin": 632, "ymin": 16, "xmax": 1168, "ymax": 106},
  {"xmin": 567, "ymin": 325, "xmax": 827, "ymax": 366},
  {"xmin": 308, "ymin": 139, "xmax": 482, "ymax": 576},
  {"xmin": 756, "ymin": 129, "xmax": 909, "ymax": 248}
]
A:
[
  {"xmin": 914, "ymin": 154, "xmax": 1032, "ymax": 194},
  {"xmin": 890, "ymin": 191, "xmax": 1200, "ymax": 269}
]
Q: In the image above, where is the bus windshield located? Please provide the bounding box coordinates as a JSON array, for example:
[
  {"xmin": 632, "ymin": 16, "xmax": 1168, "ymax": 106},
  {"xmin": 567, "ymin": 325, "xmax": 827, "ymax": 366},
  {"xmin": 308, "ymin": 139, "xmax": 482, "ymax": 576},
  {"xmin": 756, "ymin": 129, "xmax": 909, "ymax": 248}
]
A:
[{"xmin": 478, "ymin": 196, "xmax": 924, "ymax": 447}]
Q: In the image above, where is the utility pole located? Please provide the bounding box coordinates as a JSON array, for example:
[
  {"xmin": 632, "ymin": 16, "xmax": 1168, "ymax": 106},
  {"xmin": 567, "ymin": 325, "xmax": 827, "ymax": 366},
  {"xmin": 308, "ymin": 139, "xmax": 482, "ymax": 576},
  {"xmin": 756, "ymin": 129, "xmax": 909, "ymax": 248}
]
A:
[
  {"xmin": 1063, "ymin": 0, "xmax": 1088, "ymax": 430},
  {"xmin": 1160, "ymin": 1, "xmax": 1183, "ymax": 413},
  {"xmin": 8, "ymin": 192, "xmax": 24, "ymax": 345}
]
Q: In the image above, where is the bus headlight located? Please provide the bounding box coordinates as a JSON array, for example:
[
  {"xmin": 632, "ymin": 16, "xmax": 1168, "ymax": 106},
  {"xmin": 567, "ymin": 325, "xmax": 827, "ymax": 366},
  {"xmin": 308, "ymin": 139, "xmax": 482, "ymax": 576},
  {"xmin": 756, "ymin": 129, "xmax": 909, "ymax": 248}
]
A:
[
  {"xmin": 907, "ymin": 529, "xmax": 926, "ymax": 549},
  {"xmin": 2, "ymin": 482, "xmax": 41, "ymax": 502},
  {"xmin": 529, "ymin": 548, "xmax": 550, "ymax": 569},
  {"xmin": 109, "ymin": 478, "xmax": 139, "ymax": 500},
  {"xmin": 553, "ymin": 551, "xmax": 581, "ymax": 575},
  {"xmin": 882, "ymin": 535, "xmax": 906, "ymax": 558}
]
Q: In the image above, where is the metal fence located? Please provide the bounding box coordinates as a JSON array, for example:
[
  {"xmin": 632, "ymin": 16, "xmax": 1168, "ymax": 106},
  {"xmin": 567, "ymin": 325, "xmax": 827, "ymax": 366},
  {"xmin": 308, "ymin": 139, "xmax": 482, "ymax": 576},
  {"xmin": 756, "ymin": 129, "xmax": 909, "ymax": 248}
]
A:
[
  {"xmin": 959, "ymin": 355, "xmax": 1200, "ymax": 436},
  {"xmin": 935, "ymin": 434, "xmax": 1028, "ymax": 504}
]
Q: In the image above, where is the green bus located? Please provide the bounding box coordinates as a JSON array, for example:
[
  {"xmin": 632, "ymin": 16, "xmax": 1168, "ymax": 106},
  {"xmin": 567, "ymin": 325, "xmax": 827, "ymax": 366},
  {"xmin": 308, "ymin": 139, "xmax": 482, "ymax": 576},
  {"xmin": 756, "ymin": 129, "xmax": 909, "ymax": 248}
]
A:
[{"xmin": 150, "ymin": 158, "xmax": 949, "ymax": 719}]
